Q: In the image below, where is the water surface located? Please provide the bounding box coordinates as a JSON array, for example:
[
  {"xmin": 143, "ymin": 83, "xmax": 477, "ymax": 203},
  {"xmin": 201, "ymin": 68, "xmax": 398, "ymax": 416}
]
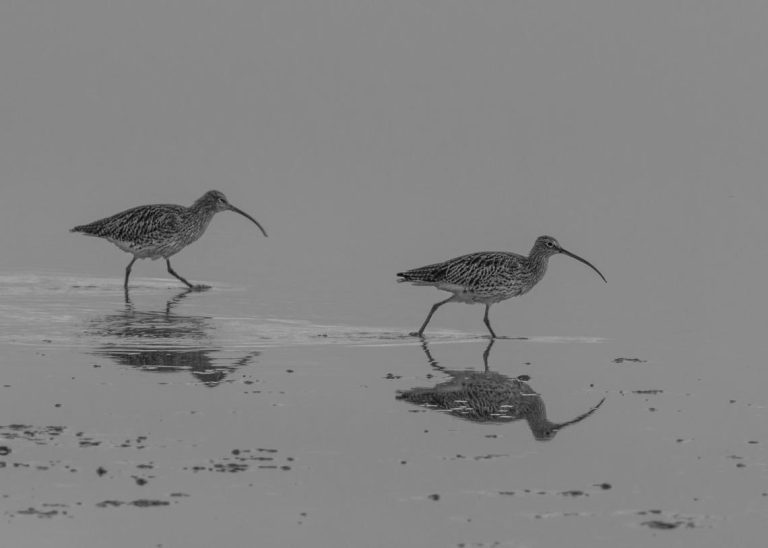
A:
[
  {"xmin": 2, "ymin": 1, "xmax": 768, "ymax": 546},
  {"xmin": 1, "ymin": 272, "xmax": 765, "ymax": 548}
]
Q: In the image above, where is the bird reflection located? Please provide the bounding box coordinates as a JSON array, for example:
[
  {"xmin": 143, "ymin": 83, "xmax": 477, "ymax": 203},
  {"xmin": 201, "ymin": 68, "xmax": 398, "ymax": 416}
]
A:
[
  {"xmin": 397, "ymin": 339, "xmax": 605, "ymax": 440},
  {"xmin": 87, "ymin": 290, "xmax": 259, "ymax": 386}
]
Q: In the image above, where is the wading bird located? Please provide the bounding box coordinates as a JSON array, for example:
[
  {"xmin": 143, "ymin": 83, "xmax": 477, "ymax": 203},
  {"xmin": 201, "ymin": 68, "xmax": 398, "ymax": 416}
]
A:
[
  {"xmin": 71, "ymin": 190, "xmax": 267, "ymax": 290},
  {"xmin": 397, "ymin": 339, "xmax": 605, "ymax": 440},
  {"xmin": 397, "ymin": 370, "xmax": 605, "ymax": 440},
  {"xmin": 397, "ymin": 236, "xmax": 606, "ymax": 338}
]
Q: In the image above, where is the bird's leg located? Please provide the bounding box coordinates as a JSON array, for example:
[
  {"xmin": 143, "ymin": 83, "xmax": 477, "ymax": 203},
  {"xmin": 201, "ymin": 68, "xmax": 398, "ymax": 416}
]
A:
[
  {"xmin": 418, "ymin": 338, "xmax": 441, "ymax": 370},
  {"xmin": 411, "ymin": 296, "xmax": 454, "ymax": 337},
  {"xmin": 167, "ymin": 289, "xmax": 193, "ymax": 314},
  {"xmin": 124, "ymin": 257, "xmax": 137, "ymax": 289},
  {"xmin": 165, "ymin": 258, "xmax": 199, "ymax": 290},
  {"xmin": 483, "ymin": 304, "xmax": 498, "ymax": 339},
  {"xmin": 482, "ymin": 338, "xmax": 495, "ymax": 371}
]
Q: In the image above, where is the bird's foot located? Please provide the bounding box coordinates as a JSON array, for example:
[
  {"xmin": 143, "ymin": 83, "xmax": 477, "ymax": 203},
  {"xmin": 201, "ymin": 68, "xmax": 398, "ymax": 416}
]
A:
[
  {"xmin": 409, "ymin": 331, "xmax": 425, "ymax": 338},
  {"xmin": 191, "ymin": 284, "xmax": 211, "ymax": 291}
]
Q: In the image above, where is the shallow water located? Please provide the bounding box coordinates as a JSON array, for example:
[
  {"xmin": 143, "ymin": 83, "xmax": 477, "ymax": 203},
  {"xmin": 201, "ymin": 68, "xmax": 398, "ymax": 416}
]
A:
[
  {"xmin": 1, "ymin": 272, "xmax": 766, "ymax": 548},
  {"xmin": 2, "ymin": 1, "xmax": 768, "ymax": 545}
]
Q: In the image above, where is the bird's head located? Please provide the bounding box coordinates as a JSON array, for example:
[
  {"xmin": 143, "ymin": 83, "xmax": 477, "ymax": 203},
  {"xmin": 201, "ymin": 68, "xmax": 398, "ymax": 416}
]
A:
[
  {"xmin": 198, "ymin": 190, "xmax": 268, "ymax": 237},
  {"xmin": 532, "ymin": 235, "xmax": 563, "ymax": 258},
  {"xmin": 532, "ymin": 235, "xmax": 606, "ymax": 283},
  {"xmin": 200, "ymin": 190, "xmax": 232, "ymax": 212}
]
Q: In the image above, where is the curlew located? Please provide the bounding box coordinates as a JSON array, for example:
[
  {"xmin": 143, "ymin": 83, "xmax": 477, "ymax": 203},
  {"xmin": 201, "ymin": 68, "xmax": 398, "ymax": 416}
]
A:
[
  {"xmin": 399, "ymin": 339, "xmax": 606, "ymax": 440},
  {"xmin": 397, "ymin": 368, "xmax": 605, "ymax": 440},
  {"xmin": 397, "ymin": 235, "xmax": 606, "ymax": 338},
  {"xmin": 71, "ymin": 190, "xmax": 267, "ymax": 290}
]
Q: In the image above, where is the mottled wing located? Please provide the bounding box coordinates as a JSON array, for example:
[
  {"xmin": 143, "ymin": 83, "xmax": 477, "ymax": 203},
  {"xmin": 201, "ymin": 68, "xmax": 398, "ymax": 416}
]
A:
[
  {"xmin": 396, "ymin": 259, "xmax": 451, "ymax": 284},
  {"xmin": 443, "ymin": 252, "xmax": 516, "ymax": 290},
  {"xmin": 71, "ymin": 204, "xmax": 183, "ymax": 250},
  {"xmin": 397, "ymin": 373, "xmax": 528, "ymax": 422},
  {"xmin": 398, "ymin": 251, "xmax": 524, "ymax": 291}
]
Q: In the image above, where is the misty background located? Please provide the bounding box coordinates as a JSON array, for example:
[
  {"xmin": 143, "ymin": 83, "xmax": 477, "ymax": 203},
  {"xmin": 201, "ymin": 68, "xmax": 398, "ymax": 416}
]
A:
[{"xmin": 0, "ymin": 1, "xmax": 765, "ymax": 354}]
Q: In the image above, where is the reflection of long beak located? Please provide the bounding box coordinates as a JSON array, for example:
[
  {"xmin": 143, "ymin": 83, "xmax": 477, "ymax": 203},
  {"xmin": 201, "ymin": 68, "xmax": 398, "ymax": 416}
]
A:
[
  {"xmin": 551, "ymin": 397, "xmax": 606, "ymax": 431},
  {"xmin": 560, "ymin": 248, "xmax": 607, "ymax": 283},
  {"xmin": 227, "ymin": 204, "xmax": 268, "ymax": 237}
]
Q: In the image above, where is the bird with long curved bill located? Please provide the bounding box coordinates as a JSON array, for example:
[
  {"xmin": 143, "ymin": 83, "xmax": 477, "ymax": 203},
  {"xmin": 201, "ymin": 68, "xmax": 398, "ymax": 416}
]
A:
[
  {"xmin": 397, "ymin": 235, "xmax": 606, "ymax": 338},
  {"xmin": 71, "ymin": 190, "xmax": 267, "ymax": 290}
]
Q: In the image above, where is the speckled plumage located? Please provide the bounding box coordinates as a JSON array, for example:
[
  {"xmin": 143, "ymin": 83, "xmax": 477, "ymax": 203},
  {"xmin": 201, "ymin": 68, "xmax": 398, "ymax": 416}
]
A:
[
  {"xmin": 398, "ymin": 249, "xmax": 546, "ymax": 303},
  {"xmin": 71, "ymin": 190, "xmax": 267, "ymax": 290},
  {"xmin": 397, "ymin": 235, "xmax": 606, "ymax": 338},
  {"xmin": 397, "ymin": 370, "xmax": 605, "ymax": 440}
]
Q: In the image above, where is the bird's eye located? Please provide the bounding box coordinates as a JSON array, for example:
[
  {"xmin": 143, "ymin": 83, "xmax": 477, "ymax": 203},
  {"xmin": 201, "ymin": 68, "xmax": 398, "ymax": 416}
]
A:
[{"xmin": 546, "ymin": 242, "xmax": 554, "ymax": 248}]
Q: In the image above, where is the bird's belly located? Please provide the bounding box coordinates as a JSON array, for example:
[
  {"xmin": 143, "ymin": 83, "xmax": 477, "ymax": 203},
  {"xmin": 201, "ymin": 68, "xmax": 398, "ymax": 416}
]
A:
[
  {"xmin": 109, "ymin": 237, "xmax": 185, "ymax": 259},
  {"xmin": 438, "ymin": 283, "xmax": 519, "ymax": 304}
]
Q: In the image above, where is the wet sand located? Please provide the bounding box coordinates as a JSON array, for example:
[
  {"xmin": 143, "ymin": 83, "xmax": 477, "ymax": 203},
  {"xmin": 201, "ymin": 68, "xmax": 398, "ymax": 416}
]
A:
[{"xmin": 1, "ymin": 273, "xmax": 766, "ymax": 548}]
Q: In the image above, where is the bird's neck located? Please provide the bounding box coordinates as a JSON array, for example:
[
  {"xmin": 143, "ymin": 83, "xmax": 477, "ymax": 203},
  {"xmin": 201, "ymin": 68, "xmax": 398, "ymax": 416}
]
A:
[
  {"xmin": 527, "ymin": 250, "xmax": 550, "ymax": 283},
  {"xmin": 190, "ymin": 194, "xmax": 217, "ymax": 213},
  {"xmin": 522, "ymin": 397, "xmax": 557, "ymax": 440},
  {"xmin": 186, "ymin": 200, "xmax": 219, "ymax": 232}
]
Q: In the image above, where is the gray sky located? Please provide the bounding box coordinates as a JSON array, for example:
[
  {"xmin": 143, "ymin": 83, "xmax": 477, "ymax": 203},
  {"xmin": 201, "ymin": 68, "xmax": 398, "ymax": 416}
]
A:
[{"xmin": 1, "ymin": 1, "xmax": 766, "ymax": 345}]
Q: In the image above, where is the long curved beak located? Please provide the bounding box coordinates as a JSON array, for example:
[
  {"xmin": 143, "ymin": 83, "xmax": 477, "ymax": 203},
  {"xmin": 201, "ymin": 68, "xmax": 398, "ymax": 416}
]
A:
[
  {"xmin": 559, "ymin": 248, "xmax": 607, "ymax": 283},
  {"xmin": 552, "ymin": 397, "xmax": 606, "ymax": 431},
  {"xmin": 227, "ymin": 204, "xmax": 268, "ymax": 237},
  {"xmin": 534, "ymin": 396, "xmax": 606, "ymax": 441}
]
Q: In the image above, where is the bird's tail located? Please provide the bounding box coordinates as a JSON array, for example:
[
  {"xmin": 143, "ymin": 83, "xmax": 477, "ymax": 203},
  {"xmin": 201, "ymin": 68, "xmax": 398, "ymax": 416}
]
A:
[
  {"xmin": 397, "ymin": 263, "xmax": 448, "ymax": 284},
  {"xmin": 396, "ymin": 272, "xmax": 411, "ymax": 283},
  {"xmin": 395, "ymin": 388, "xmax": 435, "ymax": 403},
  {"xmin": 70, "ymin": 223, "xmax": 99, "ymax": 235}
]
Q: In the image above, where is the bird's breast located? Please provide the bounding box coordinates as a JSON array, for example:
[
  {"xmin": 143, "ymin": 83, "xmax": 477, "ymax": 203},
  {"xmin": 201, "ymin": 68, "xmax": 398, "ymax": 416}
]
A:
[{"xmin": 439, "ymin": 283, "xmax": 521, "ymax": 304}]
